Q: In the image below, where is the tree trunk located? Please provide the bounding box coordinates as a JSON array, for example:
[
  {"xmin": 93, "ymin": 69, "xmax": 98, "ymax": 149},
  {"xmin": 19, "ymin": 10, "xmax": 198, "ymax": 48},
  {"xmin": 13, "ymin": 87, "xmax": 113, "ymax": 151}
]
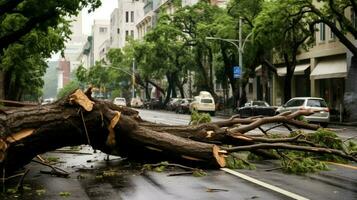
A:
[
  {"xmin": 344, "ymin": 55, "xmax": 357, "ymax": 121},
  {"xmin": 221, "ymin": 46, "xmax": 238, "ymax": 108},
  {"xmin": 1, "ymin": 89, "xmax": 355, "ymax": 175},
  {"xmin": 0, "ymin": 71, "xmax": 4, "ymax": 99}
]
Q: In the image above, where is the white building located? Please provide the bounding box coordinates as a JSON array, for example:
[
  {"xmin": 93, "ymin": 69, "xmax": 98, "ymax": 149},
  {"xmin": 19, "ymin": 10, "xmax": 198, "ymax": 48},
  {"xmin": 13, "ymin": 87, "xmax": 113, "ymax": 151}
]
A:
[
  {"xmin": 115, "ymin": 0, "xmax": 145, "ymax": 48},
  {"xmin": 63, "ymin": 11, "xmax": 87, "ymax": 72},
  {"xmin": 182, "ymin": 0, "xmax": 199, "ymax": 7},
  {"xmin": 99, "ymin": 39, "xmax": 111, "ymax": 62},
  {"xmin": 110, "ymin": 8, "xmax": 120, "ymax": 48},
  {"xmin": 90, "ymin": 20, "xmax": 110, "ymax": 66}
]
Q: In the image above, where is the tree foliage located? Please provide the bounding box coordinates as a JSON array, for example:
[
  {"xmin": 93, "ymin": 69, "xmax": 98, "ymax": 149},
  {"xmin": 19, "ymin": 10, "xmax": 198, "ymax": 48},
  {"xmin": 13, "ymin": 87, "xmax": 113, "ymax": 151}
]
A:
[{"xmin": 0, "ymin": 0, "xmax": 101, "ymax": 100}]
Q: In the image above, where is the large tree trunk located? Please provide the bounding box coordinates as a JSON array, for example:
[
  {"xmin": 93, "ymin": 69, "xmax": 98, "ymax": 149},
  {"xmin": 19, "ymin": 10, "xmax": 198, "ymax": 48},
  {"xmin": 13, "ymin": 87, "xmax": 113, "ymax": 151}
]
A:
[{"xmin": 1, "ymin": 89, "xmax": 355, "ymax": 175}]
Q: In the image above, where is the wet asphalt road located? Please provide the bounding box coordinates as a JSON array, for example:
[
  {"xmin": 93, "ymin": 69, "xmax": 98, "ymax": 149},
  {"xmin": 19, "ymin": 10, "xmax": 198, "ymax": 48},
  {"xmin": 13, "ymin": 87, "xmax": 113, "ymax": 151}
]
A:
[{"xmin": 1, "ymin": 109, "xmax": 356, "ymax": 200}]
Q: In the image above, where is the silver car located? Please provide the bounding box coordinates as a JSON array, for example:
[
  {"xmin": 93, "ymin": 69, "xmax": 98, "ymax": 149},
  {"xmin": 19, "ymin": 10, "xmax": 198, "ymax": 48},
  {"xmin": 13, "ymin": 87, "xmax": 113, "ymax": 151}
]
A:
[{"xmin": 276, "ymin": 97, "xmax": 330, "ymax": 127}]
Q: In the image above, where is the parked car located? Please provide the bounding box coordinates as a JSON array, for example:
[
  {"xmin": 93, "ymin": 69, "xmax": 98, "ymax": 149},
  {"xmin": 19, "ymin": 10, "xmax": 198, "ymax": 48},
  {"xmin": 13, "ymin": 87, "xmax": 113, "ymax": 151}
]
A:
[
  {"xmin": 237, "ymin": 100, "xmax": 276, "ymax": 118},
  {"xmin": 144, "ymin": 98, "xmax": 162, "ymax": 109},
  {"xmin": 42, "ymin": 98, "xmax": 55, "ymax": 105},
  {"xmin": 189, "ymin": 91, "xmax": 216, "ymax": 116},
  {"xmin": 176, "ymin": 98, "xmax": 193, "ymax": 114},
  {"xmin": 276, "ymin": 97, "xmax": 330, "ymax": 127},
  {"xmin": 113, "ymin": 97, "xmax": 127, "ymax": 106},
  {"xmin": 166, "ymin": 98, "xmax": 182, "ymax": 111},
  {"xmin": 130, "ymin": 97, "xmax": 143, "ymax": 108}
]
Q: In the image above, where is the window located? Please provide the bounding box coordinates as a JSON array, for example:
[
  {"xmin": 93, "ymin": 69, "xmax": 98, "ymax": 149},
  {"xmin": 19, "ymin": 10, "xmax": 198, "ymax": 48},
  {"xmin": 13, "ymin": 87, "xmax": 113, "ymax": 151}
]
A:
[
  {"xmin": 125, "ymin": 30, "xmax": 129, "ymax": 40},
  {"xmin": 319, "ymin": 23, "xmax": 325, "ymax": 41},
  {"xmin": 99, "ymin": 27, "xmax": 107, "ymax": 33},
  {"xmin": 330, "ymin": 20, "xmax": 336, "ymax": 40},
  {"xmin": 201, "ymin": 99, "xmax": 213, "ymax": 103},
  {"xmin": 285, "ymin": 99, "xmax": 305, "ymax": 107},
  {"xmin": 307, "ymin": 99, "xmax": 327, "ymax": 108},
  {"xmin": 117, "ymin": 28, "xmax": 120, "ymax": 34},
  {"xmin": 125, "ymin": 11, "xmax": 129, "ymax": 23},
  {"xmin": 131, "ymin": 11, "xmax": 134, "ymax": 23},
  {"xmin": 130, "ymin": 30, "xmax": 134, "ymax": 37}
]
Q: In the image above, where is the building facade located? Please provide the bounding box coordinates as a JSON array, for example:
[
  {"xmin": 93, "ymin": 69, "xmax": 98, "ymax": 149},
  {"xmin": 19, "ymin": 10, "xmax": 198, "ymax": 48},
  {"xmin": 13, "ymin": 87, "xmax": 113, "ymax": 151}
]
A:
[
  {"xmin": 63, "ymin": 11, "xmax": 87, "ymax": 72},
  {"xmin": 115, "ymin": 0, "xmax": 145, "ymax": 48},
  {"xmin": 90, "ymin": 20, "xmax": 110, "ymax": 66},
  {"xmin": 256, "ymin": 7, "xmax": 357, "ymax": 122}
]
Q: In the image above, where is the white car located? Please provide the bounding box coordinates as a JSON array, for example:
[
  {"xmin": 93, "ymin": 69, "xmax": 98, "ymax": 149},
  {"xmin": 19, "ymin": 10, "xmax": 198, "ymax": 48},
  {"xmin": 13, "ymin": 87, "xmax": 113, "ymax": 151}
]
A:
[
  {"xmin": 113, "ymin": 97, "xmax": 127, "ymax": 106},
  {"xmin": 42, "ymin": 98, "xmax": 55, "ymax": 105},
  {"xmin": 130, "ymin": 97, "xmax": 143, "ymax": 108},
  {"xmin": 189, "ymin": 91, "xmax": 215, "ymax": 116},
  {"xmin": 276, "ymin": 97, "xmax": 330, "ymax": 127}
]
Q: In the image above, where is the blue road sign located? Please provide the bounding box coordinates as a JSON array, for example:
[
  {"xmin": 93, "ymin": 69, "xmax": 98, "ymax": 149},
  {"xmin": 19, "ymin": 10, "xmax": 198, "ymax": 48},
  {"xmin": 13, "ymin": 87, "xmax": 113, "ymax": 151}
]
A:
[{"xmin": 233, "ymin": 66, "xmax": 241, "ymax": 78}]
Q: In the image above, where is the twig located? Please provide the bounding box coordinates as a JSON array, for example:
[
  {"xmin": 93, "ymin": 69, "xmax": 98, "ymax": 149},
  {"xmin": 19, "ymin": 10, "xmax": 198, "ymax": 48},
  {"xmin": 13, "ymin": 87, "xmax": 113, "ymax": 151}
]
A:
[
  {"xmin": 258, "ymin": 127, "xmax": 268, "ymax": 135},
  {"xmin": 31, "ymin": 160, "xmax": 69, "ymax": 177},
  {"xmin": 224, "ymin": 143, "xmax": 357, "ymax": 162},
  {"xmin": 147, "ymin": 162, "xmax": 195, "ymax": 171},
  {"xmin": 264, "ymin": 123, "xmax": 285, "ymax": 132},
  {"xmin": 265, "ymin": 167, "xmax": 283, "ymax": 172},
  {"xmin": 167, "ymin": 172, "xmax": 194, "ymax": 176},
  {"xmin": 51, "ymin": 150, "xmax": 92, "ymax": 155},
  {"xmin": 206, "ymin": 188, "xmax": 229, "ymax": 192},
  {"xmin": 16, "ymin": 169, "xmax": 30, "ymax": 191}
]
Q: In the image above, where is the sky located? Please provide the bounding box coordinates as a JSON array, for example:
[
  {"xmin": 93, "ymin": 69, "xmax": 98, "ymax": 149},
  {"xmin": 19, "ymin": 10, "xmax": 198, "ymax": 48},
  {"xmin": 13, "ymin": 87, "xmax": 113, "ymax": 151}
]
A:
[
  {"xmin": 50, "ymin": 1, "xmax": 117, "ymax": 60},
  {"xmin": 82, "ymin": 0, "xmax": 118, "ymax": 35}
]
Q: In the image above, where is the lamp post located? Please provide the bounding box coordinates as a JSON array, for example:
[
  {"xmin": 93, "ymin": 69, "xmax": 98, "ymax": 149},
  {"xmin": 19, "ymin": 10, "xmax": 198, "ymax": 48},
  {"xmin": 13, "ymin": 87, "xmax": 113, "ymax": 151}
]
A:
[
  {"xmin": 206, "ymin": 18, "xmax": 253, "ymax": 106},
  {"xmin": 132, "ymin": 58, "xmax": 136, "ymax": 99}
]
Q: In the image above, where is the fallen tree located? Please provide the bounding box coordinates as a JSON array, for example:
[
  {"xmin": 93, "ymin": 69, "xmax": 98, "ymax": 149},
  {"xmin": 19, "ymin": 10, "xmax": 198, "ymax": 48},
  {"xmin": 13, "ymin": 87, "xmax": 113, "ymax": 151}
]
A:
[{"xmin": 0, "ymin": 88, "xmax": 356, "ymax": 176}]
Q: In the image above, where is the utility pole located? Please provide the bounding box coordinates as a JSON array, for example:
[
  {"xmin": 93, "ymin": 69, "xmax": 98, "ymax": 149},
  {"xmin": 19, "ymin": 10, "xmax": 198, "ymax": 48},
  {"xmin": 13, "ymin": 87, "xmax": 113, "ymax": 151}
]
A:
[
  {"xmin": 239, "ymin": 17, "xmax": 243, "ymax": 98},
  {"xmin": 132, "ymin": 58, "xmax": 135, "ymax": 99}
]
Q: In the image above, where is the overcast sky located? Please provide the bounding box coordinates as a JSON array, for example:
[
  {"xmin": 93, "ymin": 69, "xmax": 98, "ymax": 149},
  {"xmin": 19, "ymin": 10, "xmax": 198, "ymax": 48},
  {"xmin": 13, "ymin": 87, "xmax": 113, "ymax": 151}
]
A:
[{"xmin": 83, "ymin": 0, "xmax": 118, "ymax": 35}]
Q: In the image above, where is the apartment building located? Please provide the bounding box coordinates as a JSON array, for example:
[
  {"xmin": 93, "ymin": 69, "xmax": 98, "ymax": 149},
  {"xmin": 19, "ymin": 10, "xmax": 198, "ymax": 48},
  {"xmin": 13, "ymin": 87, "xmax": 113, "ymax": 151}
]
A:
[
  {"xmin": 261, "ymin": 7, "xmax": 357, "ymax": 121},
  {"xmin": 63, "ymin": 12, "xmax": 87, "ymax": 72},
  {"xmin": 90, "ymin": 20, "xmax": 110, "ymax": 66},
  {"xmin": 112, "ymin": 0, "xmax": 145, "ymax": 48}
]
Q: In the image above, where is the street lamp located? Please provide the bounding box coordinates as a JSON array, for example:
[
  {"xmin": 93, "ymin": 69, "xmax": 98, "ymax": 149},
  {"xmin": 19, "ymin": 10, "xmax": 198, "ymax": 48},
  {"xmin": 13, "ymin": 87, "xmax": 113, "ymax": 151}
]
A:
[
  {"xmin": 132, "ymin": 58, "xmax": 135, "ymax": 99},
  {"xmin": 206, "ymin": 18, "xmax": 253, "ymax": 106}
]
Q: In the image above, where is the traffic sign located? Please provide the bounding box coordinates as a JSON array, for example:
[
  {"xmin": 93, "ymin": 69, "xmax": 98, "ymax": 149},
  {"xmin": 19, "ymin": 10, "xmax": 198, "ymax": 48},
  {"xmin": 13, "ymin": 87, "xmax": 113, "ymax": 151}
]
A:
[{"xmin": 233, "ymin": 66, "xmax": 241, "ymax": 78}]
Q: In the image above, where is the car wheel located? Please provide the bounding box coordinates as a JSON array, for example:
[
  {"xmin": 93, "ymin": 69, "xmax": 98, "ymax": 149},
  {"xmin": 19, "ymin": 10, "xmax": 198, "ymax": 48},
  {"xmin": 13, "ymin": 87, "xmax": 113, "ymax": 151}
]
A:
[{"xmin": 210, "ymin": 111, "xmax": 215, "ymax": 116}]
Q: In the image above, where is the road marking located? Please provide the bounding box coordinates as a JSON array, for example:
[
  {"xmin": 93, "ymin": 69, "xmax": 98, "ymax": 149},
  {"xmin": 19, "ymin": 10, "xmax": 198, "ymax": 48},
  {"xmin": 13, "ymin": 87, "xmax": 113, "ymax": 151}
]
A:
[{"xmin": 221, "ymin": 168, "xmax": 310, "ymax": 200}]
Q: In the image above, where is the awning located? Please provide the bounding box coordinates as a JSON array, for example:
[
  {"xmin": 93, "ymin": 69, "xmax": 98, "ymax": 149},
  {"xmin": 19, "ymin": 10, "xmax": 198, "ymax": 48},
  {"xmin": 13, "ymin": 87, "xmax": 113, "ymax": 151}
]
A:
[
  {"xmin": 277, "ymin": 64, "xmax": 310, "ymax": 76},
  {"xmin": 310, "ymin": 58, "xmax": 347, "ymax": 80}
]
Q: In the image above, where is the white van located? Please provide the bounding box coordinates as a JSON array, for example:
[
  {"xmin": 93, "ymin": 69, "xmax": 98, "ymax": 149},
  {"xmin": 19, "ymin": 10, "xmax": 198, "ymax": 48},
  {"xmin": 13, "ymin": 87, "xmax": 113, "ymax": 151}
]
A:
[
  {"xmin": 189, "ymin": 91, "xmax": 215, "ymax": 116},
  {"xmin": 113, "ymin": 97, "xmax": 127, "ymax": 106}
]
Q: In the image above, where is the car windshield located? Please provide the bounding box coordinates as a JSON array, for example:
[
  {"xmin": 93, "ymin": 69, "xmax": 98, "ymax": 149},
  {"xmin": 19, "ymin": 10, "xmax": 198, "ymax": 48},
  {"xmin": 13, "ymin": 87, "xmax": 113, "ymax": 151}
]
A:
[
  {"xmin": 285, "ymin": 99, "xmax": 305, "ymax": 107},
  {"xmin": 252, "ymin": 101, "xmax": 268, "ymax": 106},
  {"xmin": 307, "ymin": 99, "xmax": 327, "ymax": 107},
  {"xmin": 201, "ymin": 99, "xmax": 213, "ymax": 103}
]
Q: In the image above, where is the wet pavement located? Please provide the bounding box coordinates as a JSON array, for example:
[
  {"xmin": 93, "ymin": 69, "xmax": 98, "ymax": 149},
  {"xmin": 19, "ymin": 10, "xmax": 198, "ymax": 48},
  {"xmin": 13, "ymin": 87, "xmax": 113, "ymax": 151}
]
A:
[
  {"xmin": 1, "ymin": 145, "xmax": 356, "ymax": 200},
  {"xmin": 1, "ymin": 146, "xmax": 290, "ymax": 200}
]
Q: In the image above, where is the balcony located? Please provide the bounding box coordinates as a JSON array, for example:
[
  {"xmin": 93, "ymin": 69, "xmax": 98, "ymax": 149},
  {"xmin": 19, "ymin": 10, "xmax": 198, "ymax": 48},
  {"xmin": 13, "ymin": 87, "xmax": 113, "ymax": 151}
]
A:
[{"xmin": 144, "ymin": 0, "xmax": 153, "ymax": 14}]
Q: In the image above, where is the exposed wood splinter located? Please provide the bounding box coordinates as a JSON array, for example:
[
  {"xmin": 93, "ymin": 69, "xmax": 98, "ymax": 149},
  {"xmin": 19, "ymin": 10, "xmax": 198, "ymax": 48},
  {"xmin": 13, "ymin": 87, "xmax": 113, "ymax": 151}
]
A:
[
  {"xmin": 69, "ymin": 89, "xmax": 94, "ymax": 111},
  {"xmin": 107, "ymin": 111, "xmax": 121, "ymax": 146}
]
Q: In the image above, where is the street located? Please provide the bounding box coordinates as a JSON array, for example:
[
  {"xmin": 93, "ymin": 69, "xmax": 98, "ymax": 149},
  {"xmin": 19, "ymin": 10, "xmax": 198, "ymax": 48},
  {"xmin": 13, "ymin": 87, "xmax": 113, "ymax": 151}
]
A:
[
  {"xmin": 138, "ymin": 109, "xmax": 357, "ymax": 140},
  {"xmin": 1, "ymin": 109, "xmax": 356, "ymax": 200}
]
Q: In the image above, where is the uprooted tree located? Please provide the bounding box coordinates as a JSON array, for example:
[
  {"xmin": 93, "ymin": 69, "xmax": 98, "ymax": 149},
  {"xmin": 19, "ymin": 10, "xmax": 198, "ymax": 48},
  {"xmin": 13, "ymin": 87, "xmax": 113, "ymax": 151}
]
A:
[{"xmin": 0, "ymin": 88, "xmax": 356, "ymax": 176}]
